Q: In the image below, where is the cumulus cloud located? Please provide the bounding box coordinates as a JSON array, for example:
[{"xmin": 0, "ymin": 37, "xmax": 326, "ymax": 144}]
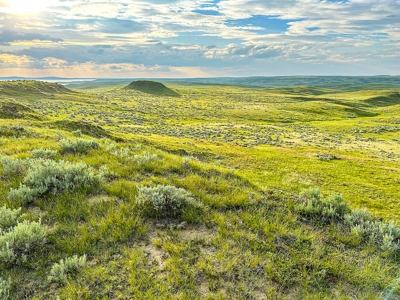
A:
[{"xmin": 0, "ymin": 0, "xmax": 399, "ymax": 76}]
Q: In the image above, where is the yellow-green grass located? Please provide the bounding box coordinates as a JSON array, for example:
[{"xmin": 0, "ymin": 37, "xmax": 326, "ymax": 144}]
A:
[{"xmin": 0, "ymin": 80, "xmax": 400, "ymax": 299}]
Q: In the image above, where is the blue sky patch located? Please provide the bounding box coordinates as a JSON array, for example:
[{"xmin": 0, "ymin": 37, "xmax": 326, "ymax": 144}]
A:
[
  {"xmin": 325, "ymin": 0, "xmax": 349, "ymax": 2},
  {"xmin": 192, "ymin": 9, "xmax": 221, "ymax": 16},
  {"xmin": 163, "ymin": 31, "xmax": 243, "ymax": 47},
  {"xmin": 225, "ymin": 15, "xmax": 305, "ymax": 34}
]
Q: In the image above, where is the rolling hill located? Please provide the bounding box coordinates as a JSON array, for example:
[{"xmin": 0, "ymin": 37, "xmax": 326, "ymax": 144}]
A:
[{"xmin": 123, "ymin": 80, "xmax": 180, "ymax": 97}]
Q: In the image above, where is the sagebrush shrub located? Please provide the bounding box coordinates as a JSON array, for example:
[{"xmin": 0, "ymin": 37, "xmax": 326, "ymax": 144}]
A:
[
  {"xmin": 182, "ymin": 156, "xmax": 199, "ymax": 165},
  {"xmin": 137, "ymin": 185, "xmax": 195, "ymax": 218},
  {"xmin": 344, "ymin": 210, "xmax": 400, "ymax": 252},
  {"xmin": 105, "ymin": 141, "xmax": 131, "ymax": 160},
  {"xmin": 0, "ymin": 220, "xmax": 47, "ymax": 264},
  {"xmin": 0, "ymin": 206, "xmax": 25, "ymax": 231},
  {"xmin": 1, "ymin": 157, "xmax": 31, "ymax": 176},
  {"xmin": 0, "ymin": 276, "xmax": 11, "ymax": 299},
  {"xmin": 48, "ymin": 254, "xmax": 87, "ymax": 284},
  {"xmin": 30, "ymin": 148, "xmax": 58, "ymax": 160},
  {"xmin": 134, "ymin": 151, "xmax": 158, "ymax": 165},
  {"xmin": 296, "ymin": 188, "xmax": 350, "ymax": 221},
  {"xmin": 299, "ymin": 188, "xmax": 400, "ymax": 252},
  {"xmin": 72, "ymin": 129, "xmax": 82, "ymax": 137},
  {"xmin": 59, "ymin": 138, "xmax": 99, "ymax": 154},
  {"xmin": 8, "ymin": 160, "xmax": 101, "ymax": 204}
]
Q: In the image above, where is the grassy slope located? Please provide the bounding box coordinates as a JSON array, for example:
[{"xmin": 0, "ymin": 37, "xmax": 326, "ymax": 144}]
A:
[
  {"xmin": 123, "ymin": 80, "xmax": 180, "ymax": 97},
  {"xmin": 0, "ymin": 81, "xmax": 400, "ymax": 299}
]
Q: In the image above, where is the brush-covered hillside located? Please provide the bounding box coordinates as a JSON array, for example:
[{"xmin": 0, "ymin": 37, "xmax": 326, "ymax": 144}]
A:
[
  {"xmin": 0, "ymin": 80, "xmax": 400, "ymax": 299},
  {"xmin": 123, "ymin": 80, "xmax": 180, "ymax": 97},
  {"xmin": 0, "ymin": 80, "xmax": 71, "ymax": 97}
]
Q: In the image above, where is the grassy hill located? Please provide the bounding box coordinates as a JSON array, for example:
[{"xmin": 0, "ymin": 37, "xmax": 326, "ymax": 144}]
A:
[
  {"xmin": 123, "ymin": 80, "xmax": 180, "ymax": 97},
  {"xmin": 0, "ymin": 80, "xmax": 72, "ymax": 97},
  {"xmin": 0, "ymin": 80, "xmax": 400, "ymax": 299},
  {"xmin": 0, "ymin": 99, "xmax": 43, "ymax": 120}
]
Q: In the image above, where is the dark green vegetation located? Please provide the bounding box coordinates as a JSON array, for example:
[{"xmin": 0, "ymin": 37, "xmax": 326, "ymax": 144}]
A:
[
  {"xmin": 124, "ymin": 80, "xmax": 180, "ymax": 97},
  {"xmin": 0, "ymin": 99, "xmax": 43, "ymax": 120},
  {"xmin": 0, "ymin": 79, "xmax": 400, "ymax": 299}
]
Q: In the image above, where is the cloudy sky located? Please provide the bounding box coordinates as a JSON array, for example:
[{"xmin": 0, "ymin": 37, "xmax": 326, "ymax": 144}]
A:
[{"xmin": 0, "ymin": 0, "xmax": 399, "ymax": 78}]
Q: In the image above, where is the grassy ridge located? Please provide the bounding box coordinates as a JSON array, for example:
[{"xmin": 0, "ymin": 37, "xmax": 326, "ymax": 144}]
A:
[{"xmin": 0, "ymin": 80, "xmax": 399, "ymax": 299}]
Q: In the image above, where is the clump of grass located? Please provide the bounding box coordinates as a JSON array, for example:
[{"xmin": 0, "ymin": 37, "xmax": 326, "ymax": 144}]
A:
[
  {"xmin": 137, "ymin": 185, "xmax": 197, "ymax": 219},
  {"xmin": 48, "ymin": 255, "xmax": 87, "ymax": 284},
  {"xmin": 0, "ymin": 220, "xmax": 47, "ymax": 264},
  {"xmin": 59, "ymin": 138, "xmax": 99, "ymax": 154},
  {"xmin": 8, "ymin": 159, "xmax": 101, "ymax": 204}
]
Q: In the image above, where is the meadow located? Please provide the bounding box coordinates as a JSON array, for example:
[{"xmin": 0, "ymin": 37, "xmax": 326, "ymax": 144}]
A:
[{"xmin": 0, "ymin": 79, "xmax": 399, "ymax": 299}]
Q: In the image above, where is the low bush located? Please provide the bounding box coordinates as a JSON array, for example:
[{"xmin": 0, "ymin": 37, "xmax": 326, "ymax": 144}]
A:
[
  {"xmin": 316, "ymin": 153, "xmax": 338, "ymax": 161},
  {"xmin": 0, "ymin": 206, "xmax": 25, "ymax": 231},
  {"xmin": 298, "ymin": 188, "xmax": 400, "ymax": 252},
  {"xmin": 344, "ymin": 210, "xmax": 400, "ymax": 252},
  {"xmin": 1, "ymin": 157, "xmax": 31, "ymax": 176},
  {"xmin": 30, "ymin": 148, "xmax": 58, "ymax": 160},
  {"xmin": 0, "ymin": 276, "xmax": 11, "ymax": 299},
  {"xmin": 8, "ymin": 160, "xmax": 101, "ymax": 204},
  {"xmin": 134, "ymin": 151, "xmax": 158, "ymax": 165},
  {"xmin": 104, "ymin": 141, "xmax": 131, "ymax": 160},
  {"xmin": 296, "ymin": 187, "xmax": 350, "ymax": 221},
  {"xmin": 48, "ymin": 254, "xmax": 87, "ymax": 284},
  {"xmin": 59, "ymin": 138, "xmax": 99, "ymax": 154},
  {"xmin": 0, "ymin": 220, "xmax": 47, "ymax": 264},
  {"xmin": 137, "ymin": 185, "xmax": 196, "ymax": 218},
  {"xmin": 72, "ymin": 129, "xmax": 82, "ymax": 137}
]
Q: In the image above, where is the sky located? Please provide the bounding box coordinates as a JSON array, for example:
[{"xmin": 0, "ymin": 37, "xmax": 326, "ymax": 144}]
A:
[{"xmin": 0, "ymin": 0, "xmax": 399, "ymax": 78}]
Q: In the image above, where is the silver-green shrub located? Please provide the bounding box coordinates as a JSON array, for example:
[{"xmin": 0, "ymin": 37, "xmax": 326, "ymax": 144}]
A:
[
  {"xmin": 1, "ymin": 157, "xmax": 31, "ymax": 176},
  {"xmin": 72, "ymin": 129, "xmax": 82, "ymax": 137},
  {"xmin": 59, "ymin": 138, "xmax": 99, "ymax": 154},
  {"xmin": 8, "ymin": 160, "xmax": 101, "ymax": 204},
  {"xmin": 0, "ymin": 206, "xmax": 25, "ymax": 231},
  {"xmin": 0, "ymin": 276, "xmax": 11, "ymax": 299},
  {"xmin": 344, "ymin": 210, "xmax": 400, "ymax": 252},
  {"xmin": 104, "ymin": 140, "xmax": 152, "ymax": 161},
  {"xmin": 48, "ymin": 254, "xmax": 87, "ymax": 284},
  {"xmin": 30, "ymin": 148, "xmax": 58, "ymax": 160},
  {"xmin": 137, "ymin": 185, "xmax": 195, "ymax": 218},
  {"xmin": 106, "ymin": 143, "xmax": 132, "ymax": 160},
  {"xmin": 296, "ymin": 188, "xmax": 350, "ymax": 221},
  {"xmin": 298, "ymin": 188, "xmax": 400, "ymax": 252},
  {"xmin": 0, "ymin": 220, "xmax": 47, "ymax": 264},
  {"xmin": 134, "ymin": 151, "xmax": 158, "ymax": 165}
]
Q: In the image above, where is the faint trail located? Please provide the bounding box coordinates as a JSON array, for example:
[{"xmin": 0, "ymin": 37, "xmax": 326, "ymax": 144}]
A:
[{"xmin": 383, "ymin": 276, "xmax": 400, "ymax": 300}]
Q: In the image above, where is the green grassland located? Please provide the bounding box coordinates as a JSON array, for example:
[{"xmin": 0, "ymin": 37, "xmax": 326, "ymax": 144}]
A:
[{"xmin": 0, "ymin": 79, "xmax": 400, "ymax": 299}]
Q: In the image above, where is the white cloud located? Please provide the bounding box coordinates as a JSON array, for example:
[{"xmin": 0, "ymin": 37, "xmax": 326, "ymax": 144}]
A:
[{"xmin": 0, "ymin": 0, "xmax": 399, "ymax": 76}]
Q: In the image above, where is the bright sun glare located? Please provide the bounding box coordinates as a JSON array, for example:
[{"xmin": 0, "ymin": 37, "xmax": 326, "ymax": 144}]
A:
[{"xmin": 5, "ymin": 0, "xmax": 54, "ymax": 14}]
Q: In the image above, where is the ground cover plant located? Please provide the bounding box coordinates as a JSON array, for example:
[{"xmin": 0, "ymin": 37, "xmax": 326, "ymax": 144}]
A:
[{"xmin": 0, "ymin": 79, "xmax": 399, "ymax": 299}]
